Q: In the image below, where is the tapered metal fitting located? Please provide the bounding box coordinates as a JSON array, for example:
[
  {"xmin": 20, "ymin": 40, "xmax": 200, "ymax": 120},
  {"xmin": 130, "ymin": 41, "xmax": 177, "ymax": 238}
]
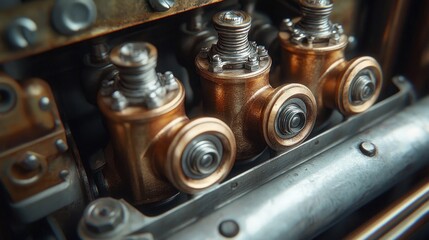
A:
[
  {"xmin": 84, "ymin": 198, "xmax": 127, "ymax": 234},
  {"xmin": 275, "ymin": 99, "xmax": 307, "ymax": 139},
  {"xmin": 182, "ymin": 135, "xmax": 223, "ymax": 179},
  {"xmin": 110, "ymin": 42, "xmax": 166, "ymax": 108},
  {"xmin": 349, "ymin": 70, "xmax": 376, "ymax": 104}
]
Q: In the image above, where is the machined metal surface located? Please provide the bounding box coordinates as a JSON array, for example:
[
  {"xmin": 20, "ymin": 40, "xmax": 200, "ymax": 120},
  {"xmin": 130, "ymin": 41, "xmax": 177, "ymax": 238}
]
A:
[
  {"xmin": 0, "ymin": 0, "xmax": 222, "ymax": 63},
  {"xmin": 347, "ymin": 179, "xmax": 429, "ymax": 240},
  {"xmin": 78, "ymin": 77, "xmax": 417, "ymax": 239}
]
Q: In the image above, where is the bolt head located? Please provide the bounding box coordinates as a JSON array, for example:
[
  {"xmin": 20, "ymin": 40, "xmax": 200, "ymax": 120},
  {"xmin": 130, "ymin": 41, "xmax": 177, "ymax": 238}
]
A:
[
  {"xmin": 6, "ymin": 17, "xmax": 38, "ymax": 49},
  {"xmin": 84, "ymin": 198, "xmax": 126, "ymax": 234},
  {"xmin": 219, "ymin": 11, "xmax": 245, "ymax": 25},
  {"xmin": 118, "ymin": 43, "xmax": 149, "ymax": 63}
]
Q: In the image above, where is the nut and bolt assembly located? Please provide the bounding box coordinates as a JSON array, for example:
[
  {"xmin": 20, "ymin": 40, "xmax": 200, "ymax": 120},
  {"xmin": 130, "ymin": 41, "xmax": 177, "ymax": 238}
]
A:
[
  {"xmin": 83, "ymin": 198, "xmax": 127, "ymax": 234},
  {"xmin": 98, "ymin": 41, "xmax": 236, "ymax": 204},
  {"xmin": 279, "ymin": 0, "xmax": 383, "ymax": 120},
  {"xmin": 196, "ymin": 10, "xmax": 317, "ymax": 160}
]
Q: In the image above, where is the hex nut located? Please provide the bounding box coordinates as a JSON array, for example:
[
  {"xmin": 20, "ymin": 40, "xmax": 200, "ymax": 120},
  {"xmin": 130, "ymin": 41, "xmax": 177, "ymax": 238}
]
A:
[{"xmin": 84, "ymin": 198, "xmax": 126, "ymax": 234}]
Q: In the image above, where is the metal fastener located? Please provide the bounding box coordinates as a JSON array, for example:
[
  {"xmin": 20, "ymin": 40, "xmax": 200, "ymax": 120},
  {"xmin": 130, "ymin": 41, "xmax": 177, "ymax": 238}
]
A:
[
  {"xmin": 219, "ymin": 220, "xmax": 240, "ymax": 238},
  {"xmin": 59, "ymin": 169, "xmax": 70, "ymax": 180},
  {"xmin": 245, "ymin": 55, "xmax": 259, "ymax": 71},
  {"xmin": 55, "ymin": 139, "xmax": 68, "ymax": 153},
  {"xmin": 219, "ymin": 11, "xmax": 245, "ymax": 25},
  {"xmin": 148, "ymin": 0, "xmax": 175, "ymax": 12},
  {"xmin": 20, "ymin": 153, "xmax": 40, "ymax": 171},
  {"xmin": 209, "ymin": 54, "xmax": 223, "ymax": 73},
  {"xmin": 84, "ymin": 198, "xmax": 126, "ymax": 233},
  {"xmin": 6, "ymin": 17, "xmax": 38, "ymax": 49},
  {"xmin": 52, "ymin": 0, "xmax": 97, "ymax": 35},
  {"xmin": 39, "ymin": 96, "xmax": 50, "ymax": 111},
  {"xmin": 110, "ymin": 91, "xmax": 128, "ymax": 111},
  {"xmin": 359, "ymin": 141, "xmax": 376, "ymax": 157},
  {"xmin": 163, "ymin": 71, "xmax": 179, "ymax": 91},
  {"xmin": 182, "ymin": 135, "xmax": 223, "ymax": 179}
]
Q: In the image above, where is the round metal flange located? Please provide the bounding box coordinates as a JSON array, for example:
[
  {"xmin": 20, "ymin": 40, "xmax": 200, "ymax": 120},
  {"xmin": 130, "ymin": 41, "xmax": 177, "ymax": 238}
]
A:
[
  {"xmin": 337, "ymin": 56, "xmax": 382, "ymax": 116},
  {"xmin": 262, "ymin": 83, "xmax": 317, "ymax": 150},
  {"xmin": 165, "ymin": 118, "xmax": 236, "ymax": 193}
]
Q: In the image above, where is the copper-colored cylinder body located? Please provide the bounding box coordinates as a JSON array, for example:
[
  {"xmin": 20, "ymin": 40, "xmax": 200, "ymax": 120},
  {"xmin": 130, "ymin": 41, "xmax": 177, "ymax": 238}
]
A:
[
  {"xmin": 197, "ymin": 58, "xmax": 271, "ymax": 160},
  {"xmin": 98, "ymin": 82, "xmax": 236, "ymax": 204},
  {"xmin": 279, "ymin": 31, "xmax": 383, "ymax": 119},
  {"xmin": 196, "ymin": 56, "xmax": 316, "ymax": 161}
]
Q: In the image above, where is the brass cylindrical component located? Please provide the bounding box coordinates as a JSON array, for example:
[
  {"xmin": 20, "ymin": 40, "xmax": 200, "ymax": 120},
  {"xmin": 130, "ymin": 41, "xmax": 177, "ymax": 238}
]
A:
[
  {"xmin": 278, "ymin": 1, "xmax": 382, "ymax": 120},
  {"xmin": 196, "ymin": 10, "xmax": 317, "ymax": 161},
  {"xmin": 98, "ymin": 42, "xmax": 236, "ymax": 204}
]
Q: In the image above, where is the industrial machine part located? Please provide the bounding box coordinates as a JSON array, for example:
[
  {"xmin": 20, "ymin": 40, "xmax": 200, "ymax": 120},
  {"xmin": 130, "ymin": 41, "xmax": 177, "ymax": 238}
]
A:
[
  {"xmin": 98, "ymin": 41, "xmax": 236, "ymax": 204},
  {"xmin": 278, "ymin": 0, "xmax": 383, "ymax": 121},
  {"xmin": 77, "ymin": 77, "xmax": 429, "ymax": 240},
  {"xmin": 196, "ymin": 10, "xmax": 317, "ymax": 160},
  {"xmin": 1, "ymin": 0, "xmax": 429, "ymax": 239},
  {"xmin": 0, "ymin": 74, "xmax": 78, "ymax": 223}
]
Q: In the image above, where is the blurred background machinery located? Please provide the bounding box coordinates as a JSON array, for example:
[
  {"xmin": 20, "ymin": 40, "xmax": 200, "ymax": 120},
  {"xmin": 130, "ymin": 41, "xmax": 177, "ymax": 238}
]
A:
[{"xmin": 0, "ymin": 0, "xmax": 428, "ymax": 239}]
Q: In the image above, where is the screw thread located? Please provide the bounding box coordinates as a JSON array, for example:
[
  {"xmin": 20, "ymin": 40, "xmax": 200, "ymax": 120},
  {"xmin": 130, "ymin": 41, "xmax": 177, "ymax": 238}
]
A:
[
  {"xmin": 110, "ymin": 42, "xmax": 164, "ymax": 103},
  {"xmin": 297, "ymin": 0, "xmax": 333, "ymax": 38},
  {"xmin": 212, "ymin": 11, "xmax": 252, "ymax": 60}
]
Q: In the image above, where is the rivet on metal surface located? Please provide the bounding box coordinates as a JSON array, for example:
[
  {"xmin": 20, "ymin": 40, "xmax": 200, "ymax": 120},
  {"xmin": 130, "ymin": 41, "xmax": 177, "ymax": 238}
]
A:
[
  {"xmin": 84, "ymin": 198, "xmax": 126, "ymax": 234},
  {"xmin": 20, "ymin": 153, "xmax": 40, "ymax": 171},
  {"xmin": 219, "ymin": 220, "xmax": 240, "ymax": 238},
  {"xmin": 6, "ymin": 17, "xmax": 38, "ymax": 49},
  {"xmin": 55, "ymin": 139, "xmax": 68, "ymax": 153},
  {"xmin": 359, "ymin": 141, "xmax": 376, "ymax": 157},
  {"xmin": 59, "ymin": 169, "xmax": 70, "ymax": 180},
  {"xmin": 39, "ymin": 96, "xmax": 51, "ymax": 111},
  {"xmin": 148, "ymin": 0, "xmax": 175, "ymax": 12}
]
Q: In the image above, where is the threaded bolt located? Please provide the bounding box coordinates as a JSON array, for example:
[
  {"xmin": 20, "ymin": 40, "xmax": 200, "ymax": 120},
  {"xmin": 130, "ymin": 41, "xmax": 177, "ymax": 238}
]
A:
[
  {"xmin": 84, "ymin": 198, "xmax": 127, "ymax": 234},
  {"xmin": 110, "ymin": 42, "xmax": 166, "ymax": 108},
  {"xmin": 212, "ymin": 10, "xmax": 252, "ymax": 62}
]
